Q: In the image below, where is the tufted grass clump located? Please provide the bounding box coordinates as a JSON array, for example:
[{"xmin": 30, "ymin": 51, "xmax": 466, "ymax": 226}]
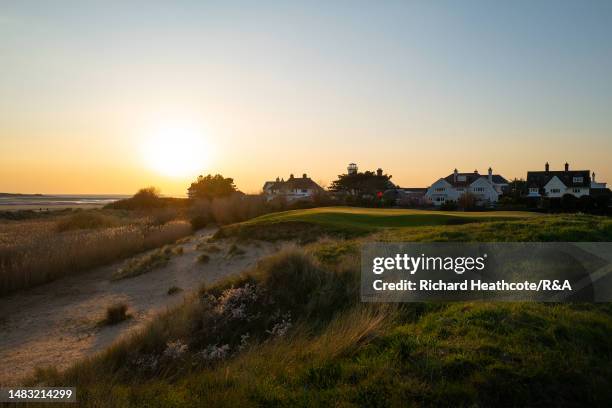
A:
[{"xmin": 101, "ymin": 302, "xmax": 131, "ymax": 326}]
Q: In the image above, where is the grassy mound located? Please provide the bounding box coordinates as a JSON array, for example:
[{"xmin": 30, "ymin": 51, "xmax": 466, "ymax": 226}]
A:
[
  {"xmin": 27, "ymin": 212, "xmax": 612, "ymax": 406},
  {"xmin": 216, "ymin": 208, "xmax": 612, "ymax": 244},
  {"xmin": 215, "ymin": 207, "xmax": 538, "ymax": 242},
  {"xmin": 381, "ymin": 213, "xmax": 612, "ymax": 242}
]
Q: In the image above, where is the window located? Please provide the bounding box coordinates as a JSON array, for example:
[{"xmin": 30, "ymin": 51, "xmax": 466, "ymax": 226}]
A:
[
  {"xmin": 456, "ymin": 188, "xmax": 464, "ymax": 192},
  {"xmin": 572, "ymin": 188, "xmax": 581, "ymax": 193},
  {"xmin": 435, "ymin": 187, "xmax": 445, "ymax": 192},
  {"xmin": 550, "ymin": 188, "xmax": 561, "ymax": 193},
  {"xmin": 457, "ymin": 175, "xmax": 466, "ymax": 182},
  {"xmin": 301, "ymin": 189, "xmax": 308, "ymax": 193},
  {"xmin": 436, "ymin": 197, "xmax": 445, "ymax": 202},
  {"xmin": 529, "ymin": 188, "xmax": 539, "ymax": 193},
  {"xmin": 573, "ymin": 176, "xmax": 583, "ymax": 183},
  {"xmin": 473, "ymin": 187, "xmax": 485, "ymax": 192}
]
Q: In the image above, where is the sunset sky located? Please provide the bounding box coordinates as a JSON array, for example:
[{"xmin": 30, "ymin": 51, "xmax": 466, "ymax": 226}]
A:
[{"xmin": 1, "ymin": 1, "xmax": 612, "ymax": 196}]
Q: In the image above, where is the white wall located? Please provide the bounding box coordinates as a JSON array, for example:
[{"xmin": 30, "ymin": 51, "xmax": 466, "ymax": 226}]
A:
[
  {"xmin": 425, "ymin": 179, "xmax": 457, "ymax": 206},
  {"xmin": 543, "ymin": 176, "xmax": 567, "ymax": 198},
  {"xmin": 469, "ymin": 177, "xmax": 500, "ymax": 203}
]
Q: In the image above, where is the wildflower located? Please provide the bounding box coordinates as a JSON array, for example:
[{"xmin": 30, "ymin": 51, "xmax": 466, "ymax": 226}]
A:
[
  {"xmin": 163, "ymin": 339, "xmax": 188, "ymax": 359},
  {"xmin": 238, "ymin": 333, "xmax": 250, "ymax": 351},
  {"xmin": 198, "ymin": 344, "xmax": 230, "ymax": 360},
  {"xmin": 267, "ymin": 312, "xmax": 292, "ymax": 337}
]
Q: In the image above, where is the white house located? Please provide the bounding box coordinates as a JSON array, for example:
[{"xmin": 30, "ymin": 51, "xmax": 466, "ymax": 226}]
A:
[
  {"xmin": 425, "ymin": 168, "xmax": 509, "ymax": 206},
  {"xmin": 526, "ymin": 162, "xmax": 608, "ymax": 198},
  {"xmin": 262, "ymin": 173, "xmax": 324, "ymax": 202}
]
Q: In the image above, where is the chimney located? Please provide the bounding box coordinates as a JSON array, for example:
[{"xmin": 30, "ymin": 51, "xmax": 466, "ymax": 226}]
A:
[
  {"xmin": 592, "ymin": 172, "xmax": 596, "ymax": 182},
  {"xmin": 488, "ymin": 167, "xmax": 493, "ymax": 183},
  {"xmin": 565, "ymin": 162, "xmax": 569, "ymax": 172},
  {"xmin": 302, "ymin": 173, "xmax": 307, "ymax": 178},
  {"xmin": 289, "ymin": 174, "xmax": 294, "ymax": 179},
  {"xmin": 275, "ymin": 177, "xmax": 280, "ymax": 182},
  {"xmin": 453, "ymin": 168, "xmax": 458, "ymax": 182},
  {"xmin": 376, "ymin": 168, "xmax": 383, "ymax": 177},
  {"xmin": 545, "ymin": 162, "xmax": 549, "ymax": 172},
  {"xmin": 473, "ymin": 169, "xmax": 478, "ymax": 174}
]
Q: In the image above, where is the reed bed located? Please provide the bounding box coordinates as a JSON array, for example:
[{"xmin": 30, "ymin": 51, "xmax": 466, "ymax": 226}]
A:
[{"xmin": 0, "ymin": 219, "xmax": 192, "ymax": 296}]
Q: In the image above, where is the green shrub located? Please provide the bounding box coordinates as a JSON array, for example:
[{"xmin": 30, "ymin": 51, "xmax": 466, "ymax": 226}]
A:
[{"xmin": 167, "ymin": 286, "xmax": 182, "ymax": 295}]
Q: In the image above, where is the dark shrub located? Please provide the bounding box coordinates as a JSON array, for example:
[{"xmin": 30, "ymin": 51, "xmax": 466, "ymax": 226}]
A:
[
  {"xmin": 561, "ymin": 194, "xmax": 578, "ymax": 212},
  {"xmin": 190, "ymin": 215, "xmax": 208, "ymax": 230},
  {"xmin": 440, "ymin": 200, "xmax": 458, "ymax": 211},
  {"xmin": 103, "ymin": 303, "xmax": 130, "ymax": 325}
]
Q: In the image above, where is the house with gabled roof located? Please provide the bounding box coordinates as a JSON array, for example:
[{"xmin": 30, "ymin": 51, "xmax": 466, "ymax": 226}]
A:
[
  {"xmin": 425, "ymin": 167, "xmax": 509, "ymax": 206},
  {"xmin": 526, "ymin": 162, "xmax": 608, "ymax": 198},
  {"xmin": 262, "ymin": 173, "xmax": 324, "ymax": 202}
]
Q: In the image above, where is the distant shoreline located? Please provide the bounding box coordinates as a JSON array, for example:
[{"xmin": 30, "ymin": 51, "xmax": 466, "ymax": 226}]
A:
[
  {"xmin": 0, "ymin": 194, "xmax": 129, "ymax": 211},
  {"xmin": 0, "ymin": 193, "xmax": 129, "ymax": 197}
]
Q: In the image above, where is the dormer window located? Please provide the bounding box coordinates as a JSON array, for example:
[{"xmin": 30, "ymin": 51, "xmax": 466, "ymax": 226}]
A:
[
  {"xmin": 529, "ymin": 188, "xmax": 538, "ymax": 193},
  {"xmin": 435, "ymin": 187, "xmax": 445, "ymax": 192},
  {"xmin": 457, "ymin": 175, "xmax": 466, "ymax": 182},
  {"xmin": 573, "ymin": 176, "xmax": 583, "ymax": 183}
]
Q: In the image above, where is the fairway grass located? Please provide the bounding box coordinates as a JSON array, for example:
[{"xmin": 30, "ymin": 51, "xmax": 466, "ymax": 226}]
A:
[
  {"xmin": 245, "ymin": 206, "xmax": 537, "ymax": 226},
  {"xmin": 216, "ymin": 206, "xmax": 541, "ymax": 242}
]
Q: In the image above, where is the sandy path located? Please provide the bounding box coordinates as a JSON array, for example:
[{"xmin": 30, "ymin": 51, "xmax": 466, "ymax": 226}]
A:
[{"xmin": 0, "ymin": 228, "xmax": 276, "ymax": 385}]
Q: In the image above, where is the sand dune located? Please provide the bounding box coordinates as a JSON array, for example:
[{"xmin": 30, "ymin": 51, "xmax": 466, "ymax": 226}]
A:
[{"xmin": 0, "ymin": 228, "xmax": 277, "ymax": 385}]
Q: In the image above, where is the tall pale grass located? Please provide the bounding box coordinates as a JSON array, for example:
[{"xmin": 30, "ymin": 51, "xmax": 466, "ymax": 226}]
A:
[{"xmin": 0, "ymin": 220, "xmax": 192, "ymax": 295}]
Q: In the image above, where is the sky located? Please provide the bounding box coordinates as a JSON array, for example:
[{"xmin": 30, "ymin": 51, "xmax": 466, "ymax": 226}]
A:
[{"xmin": 1, "ymin": 0, "xmax": 612, "ymax": 195}]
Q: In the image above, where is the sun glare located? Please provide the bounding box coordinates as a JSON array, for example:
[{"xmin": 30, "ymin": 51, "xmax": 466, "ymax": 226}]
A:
[{"xmin": 142, "ymin": 124, "xmax": 210, "ymax": 178}]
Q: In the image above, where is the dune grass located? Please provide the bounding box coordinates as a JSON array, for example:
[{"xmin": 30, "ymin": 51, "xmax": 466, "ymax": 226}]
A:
[
  {"xmin": 111, "ymin": 246, "xmax": 175, "ymax": 281},
  {"xmin": 0, "ymin": 213, "xmax": 192, "ymax": 295},
  {"xmin": 55, "ymin": 211, "xmax": 121, "ymax": 232}
]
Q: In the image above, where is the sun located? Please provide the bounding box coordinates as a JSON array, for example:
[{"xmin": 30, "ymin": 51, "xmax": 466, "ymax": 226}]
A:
[{"xmin": 141, "ymin": 124, "xmax": 210, "ymax": 178}]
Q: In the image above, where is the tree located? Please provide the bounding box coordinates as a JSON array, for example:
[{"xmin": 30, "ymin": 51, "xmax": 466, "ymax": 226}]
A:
[
  {"xmin": 507, "ymin": 178, "xmax": 527, "ymax": 202},
  {"xmin": 187, "ymin": 174, "xmax": 237, "ymax": 200},
  {"xmin": 329, "ymin": 169, "xmax": 394, "ymax": 197}
]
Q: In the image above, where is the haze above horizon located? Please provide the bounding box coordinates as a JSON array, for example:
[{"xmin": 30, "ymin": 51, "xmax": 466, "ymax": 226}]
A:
[{"xmin": 1, "ymin": 0, "xmax": 611, "ymax": 195}]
